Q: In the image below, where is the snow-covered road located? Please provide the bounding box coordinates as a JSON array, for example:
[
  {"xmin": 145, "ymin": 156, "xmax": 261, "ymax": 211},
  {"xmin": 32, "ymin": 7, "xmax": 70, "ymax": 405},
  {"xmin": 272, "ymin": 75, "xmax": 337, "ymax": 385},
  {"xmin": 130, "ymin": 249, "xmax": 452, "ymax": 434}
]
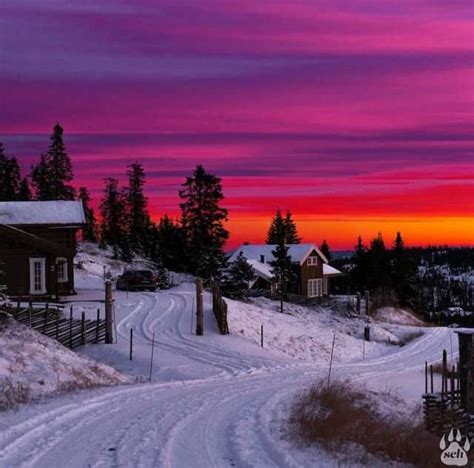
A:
[{"xmin": 0, "ymin": 285, "xmax": 456, "ymax": 467}]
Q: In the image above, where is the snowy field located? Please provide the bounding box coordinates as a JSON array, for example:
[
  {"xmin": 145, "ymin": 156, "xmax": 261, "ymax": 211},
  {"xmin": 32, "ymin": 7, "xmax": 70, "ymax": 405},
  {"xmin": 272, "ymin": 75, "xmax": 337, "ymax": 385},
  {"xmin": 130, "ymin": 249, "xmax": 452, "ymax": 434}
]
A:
[{"xmin": 0, "ymin": 245, "xmax": 458, "ymax": 467}]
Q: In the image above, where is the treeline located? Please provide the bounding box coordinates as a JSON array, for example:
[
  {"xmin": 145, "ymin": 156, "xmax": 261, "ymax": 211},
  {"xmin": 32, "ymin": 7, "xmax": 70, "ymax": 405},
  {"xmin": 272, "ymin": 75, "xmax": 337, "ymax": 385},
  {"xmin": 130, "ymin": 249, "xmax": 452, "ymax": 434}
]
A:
[{"xmin": 0, "ymin": 124, "xmax": 230, "ymax": 281}]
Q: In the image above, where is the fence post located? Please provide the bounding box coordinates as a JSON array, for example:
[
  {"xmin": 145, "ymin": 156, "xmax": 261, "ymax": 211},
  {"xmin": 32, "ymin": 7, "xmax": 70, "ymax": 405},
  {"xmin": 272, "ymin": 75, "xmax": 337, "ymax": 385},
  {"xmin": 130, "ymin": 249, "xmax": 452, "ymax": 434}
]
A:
[
  {"xmin": 81, "ymin": 312, "xmax": 86, "ymax": 346},
  {"xmin": 327, "ymin": 333, "xmax": 336, "ymax": 387},
  {"xmin": 105, "ymin": 281, "xmax": 114, "ymax": 344},
  {"xmin": 129, "ymin": 328, "xmax": 133, "ymax": 361},
  {"xmin": 261, "ymin": 324, "xmax": 264, "ymax": 348},
  {"xmin": 364, "ymin": 290, "xmax": 370, "ymax": 315},
  {"xmin": 69, "ymin": 311, "xmax": 73, "ymax": 349},
  {"xmin": 356, "ymin": 292, "xmax": 361, "ymax": 314},
  {"xmin": 196, "ymin": 278, "xmax": 204, "ymax": 336},
  {"xmin": 149, "ymin": 332, "xmax": 155, "ymax": 382},
  {"xmin": 96, "ymin": 309, "xmax": 100, "ymax": 343}
]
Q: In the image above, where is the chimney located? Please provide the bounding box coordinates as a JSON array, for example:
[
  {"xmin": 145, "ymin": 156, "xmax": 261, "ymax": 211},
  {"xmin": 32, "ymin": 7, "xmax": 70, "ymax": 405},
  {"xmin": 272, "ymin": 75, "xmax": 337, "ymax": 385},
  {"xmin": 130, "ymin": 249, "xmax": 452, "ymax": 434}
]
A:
[{"xmin": 260, "ymin": 254, "xmax": 265, "ymax": 263}]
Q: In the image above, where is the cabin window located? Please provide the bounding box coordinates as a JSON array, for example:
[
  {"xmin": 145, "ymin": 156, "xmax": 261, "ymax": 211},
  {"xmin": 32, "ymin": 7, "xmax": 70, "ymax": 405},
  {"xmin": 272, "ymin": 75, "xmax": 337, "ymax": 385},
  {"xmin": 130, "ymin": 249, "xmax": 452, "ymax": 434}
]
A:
[
  {"xmin": 29, "ymin": 258, "xmax": 46, "ymax": 295},
  {"xmin": 308, "ymin": 278, "xmax": 322, "ymax": 297},
  {"xmin": 307, "ymin": 256, "xmax": 318, "ymax": 266},
  {"xmin": 56, "ymin": 257, "xmax": 68, "ymax": 283}
]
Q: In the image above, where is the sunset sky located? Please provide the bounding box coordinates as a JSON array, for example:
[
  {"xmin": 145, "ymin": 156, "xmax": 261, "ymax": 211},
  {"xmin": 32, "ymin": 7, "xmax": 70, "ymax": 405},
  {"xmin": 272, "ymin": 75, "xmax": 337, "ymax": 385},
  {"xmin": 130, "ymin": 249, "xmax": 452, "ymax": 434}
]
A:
[{"xmin": 1, "ymin": 0, "xmax": 473, "ymax": 248}]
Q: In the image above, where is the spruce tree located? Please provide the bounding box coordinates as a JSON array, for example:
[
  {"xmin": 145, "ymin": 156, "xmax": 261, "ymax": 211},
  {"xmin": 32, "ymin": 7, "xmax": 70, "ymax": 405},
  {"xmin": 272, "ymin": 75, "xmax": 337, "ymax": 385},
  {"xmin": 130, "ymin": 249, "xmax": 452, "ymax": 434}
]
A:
[
  {"xmin": 100, "ymin": 178, "xmax": 131, "ymax": 259},
  {"xmin": 366, "ymin": 233, "xmax": 391, "ymax": 291},
  {"xmin": 179, "ymin": 165, "xmax": 229, "ymax": 278},
  {"xmin": 157, "ymin": 215, "xmax": 186, "ymax": 271},
  {"xmin": 222, "ymin": 252, "xmax": 255, "ymax": 299},
  {"xmin": 320, "ymin": 239, "xmax": 332, "ymax": 262},
  {"xmin": 0, "ymin": 143, "xmax": 21, "ymax": 201},
  {"xmin": 31, "ymin": 123, "xmax": 75, "ymax": 200},
  {"xmin": 18, "ymin": 177, "xmax": 32, "ymax": 201},
  {"xmin": 284, "ymin": 210, "xmax": 301, "ymax": 243},
  {"xmin": 78, "ymin": 187, "xmax": 98, "ymax": 242},
  {"xmin": 270, "ymin": 242, "xmax": 296, "ymax": 313},
  {"xmin": 266, "ymin": 209, "xmax": 286, "ymax": 244},
  {"xmin": 126, "ymin": 162, "xmax": 151, "ymax": 253},
  {"xmin": 352, "ymin": 236, "xmax": 368, "ymax": 292}
]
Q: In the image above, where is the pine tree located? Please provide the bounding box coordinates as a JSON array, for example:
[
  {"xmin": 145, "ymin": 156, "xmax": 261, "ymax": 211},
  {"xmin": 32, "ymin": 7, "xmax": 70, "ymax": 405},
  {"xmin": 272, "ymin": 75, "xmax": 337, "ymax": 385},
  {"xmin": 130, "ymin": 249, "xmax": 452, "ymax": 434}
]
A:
[
  {"xmin": 0, "ymin": 143, "xmax": 21, "ymax": 201},
  {"xmin": 284, "ymin": 210, "xmax": 301, "ymax": 243},
  {"xmin": 100, "ymin": 178, "xmax": 131, "ymax": 260},
  {"xmin": 31, "ymin": 123, "xmax": 75, "ymax": 200},
  {"xmin": 179, "ymin": 165, "xmax": 229, "ymax": 278},
  {"xmin": 270, "ymin": 242, "xmax": 296, "ymax": 313},
  {"xmin": 126, "ymin": 162, "xmax": 151, "ymax": 253},
  {"xmin": 352, "ymin": 236, "xmax": 368, "ymax": 292},
  {"xmin": 222, "ymin": 252, "xmax": 255, "ymax": 299},
  {"xmin": 320, "ymin": 239, "xmax": 332, "ymax": 262},
  {"xmin": 266, "ymin": 209, "xmax": 286, "ymax": 244},
  {"xmin": 18, "ymin": 177, "xmax": 32, "ymax": 201},
  {"xmin": 366, "ymin": 233, "xmax": 391, "ymax": 290},
  {"xmin": 78, "ymin": 187, "xmax": 98, "ymax": 242},
  {"xmin": 157, "ymin": 215, "xmax": 186, "ymax": 271}
]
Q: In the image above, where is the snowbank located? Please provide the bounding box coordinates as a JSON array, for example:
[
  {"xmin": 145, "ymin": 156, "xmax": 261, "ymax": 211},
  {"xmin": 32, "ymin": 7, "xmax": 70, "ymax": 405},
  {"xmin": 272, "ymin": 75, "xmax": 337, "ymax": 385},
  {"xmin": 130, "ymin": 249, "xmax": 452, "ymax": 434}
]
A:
[
  {"xmin": 226, "ymin": 297, "xmax": 404, "ymax": 363},
  {"xmin": 374, "ymin": 307, "xmax": 425, "ymax": 326},
  {"xmin": 0, "ymin": 313, "xmax": 130, "ymax": 409}
]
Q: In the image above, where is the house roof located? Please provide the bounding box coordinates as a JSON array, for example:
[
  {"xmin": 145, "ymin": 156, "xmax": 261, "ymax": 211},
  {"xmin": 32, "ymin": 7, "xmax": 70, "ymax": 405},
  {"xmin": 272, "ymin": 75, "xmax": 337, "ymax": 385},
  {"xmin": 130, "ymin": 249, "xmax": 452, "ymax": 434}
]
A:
[
  {"xmin": 323, "ymin": 264, "xmax": 343, "ymax": 277},
  {"xmin": 228, "ymin": 243, "xmax": 329, "ymax": 266},
  {"xmin": 247, "ymin": 259, "xmax": 273, "ymax": 280},
  {"xmin": 0, "ymin": 201, "xmax": 85, "ymax": 226}
]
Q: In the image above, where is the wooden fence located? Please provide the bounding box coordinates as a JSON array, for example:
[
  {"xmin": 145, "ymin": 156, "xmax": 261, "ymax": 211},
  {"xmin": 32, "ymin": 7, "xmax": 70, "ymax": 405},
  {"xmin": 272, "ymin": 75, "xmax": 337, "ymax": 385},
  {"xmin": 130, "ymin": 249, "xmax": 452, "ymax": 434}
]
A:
[
  {"xmin": 211, "ymin": 282, "xmax": 229, "ymax": 335},
  {"xmin": 423, "ymin": 350, "xmax": 474, "ymax": 438},
  {"xmin": 8, "ymin": 302, "xmax": 107, "ymax": 349}
]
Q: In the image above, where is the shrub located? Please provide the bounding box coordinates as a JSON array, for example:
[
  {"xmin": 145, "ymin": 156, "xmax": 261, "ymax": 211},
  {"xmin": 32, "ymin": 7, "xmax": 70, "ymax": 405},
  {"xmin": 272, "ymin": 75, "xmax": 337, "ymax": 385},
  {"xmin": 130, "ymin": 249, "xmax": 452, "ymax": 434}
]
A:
[{"xmin": 289, "ymin": 381, "xmax": 442, "ymax": 467}]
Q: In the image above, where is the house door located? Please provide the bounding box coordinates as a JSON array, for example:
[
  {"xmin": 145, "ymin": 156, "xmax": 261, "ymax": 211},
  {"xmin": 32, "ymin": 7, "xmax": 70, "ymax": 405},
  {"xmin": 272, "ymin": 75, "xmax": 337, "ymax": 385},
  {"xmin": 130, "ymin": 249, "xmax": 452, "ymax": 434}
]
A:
[{"xmin": 29, "ymin": 258, "xmax": 47, "ymax": 295}]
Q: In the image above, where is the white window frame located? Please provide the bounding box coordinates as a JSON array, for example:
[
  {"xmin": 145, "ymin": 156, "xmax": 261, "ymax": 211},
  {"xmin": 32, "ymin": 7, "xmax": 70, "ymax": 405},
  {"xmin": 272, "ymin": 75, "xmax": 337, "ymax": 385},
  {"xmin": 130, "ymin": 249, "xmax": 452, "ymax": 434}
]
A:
[
  {"xmin": 307, "ymin": 256, "xmax": 318, "ymax": 266},
  {"xmin": 56, "ymin": 257, "xmax": 68, "ymax": 283},
  {"xmin": 307, "ymin": 278, "xmax": 323, "ymax": 298},
  {"xmin": 29, "ymin": 257, "xmax": 47, "ymax": 295}
]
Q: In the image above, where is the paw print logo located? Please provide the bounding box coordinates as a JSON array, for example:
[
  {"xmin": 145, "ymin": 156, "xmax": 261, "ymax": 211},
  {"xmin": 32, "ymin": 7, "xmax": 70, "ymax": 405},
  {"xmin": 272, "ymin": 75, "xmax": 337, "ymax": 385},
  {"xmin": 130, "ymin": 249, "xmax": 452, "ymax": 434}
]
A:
[{"xmin": 440, "ymin": 428, "xmax": 470, "ymax": 466}]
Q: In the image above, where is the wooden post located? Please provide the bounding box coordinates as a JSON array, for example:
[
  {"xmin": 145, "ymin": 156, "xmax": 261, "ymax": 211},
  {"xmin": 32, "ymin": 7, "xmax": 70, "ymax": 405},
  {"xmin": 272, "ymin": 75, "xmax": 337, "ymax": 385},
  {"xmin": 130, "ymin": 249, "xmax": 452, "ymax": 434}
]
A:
[
  {"xmin": 356, "ymin": 292, "xmax": 361, "ymax": 314},
  {"xmin": 129, "ymin": 328, "xmax": 133, "ymax": 361},
  {"xmin": 327, "ymin": 333, "xmax": 336, "ymax": 387},
  {"xmin": 190, "ymin": 297, "xmax": 194, "ymax": 334},
  {"xmin": 149, "ymin": 332, "xmax": 155, "ymax": 382},
  {"xmin": 69, "ymin": 314, "xmax": 73, "ymax": 349},
  {"xmin": 105, "ymin": 281, "xmax": 114, "ymax": 344},
  {"xmin": 442, "ymin": 349, "xmax": 448, "ymax": 394},
  {"xmin": 81, "ymin": 312, "xmax": 86, "ymax": 346},
  {"xmin": 261, "ymin": 325, "xmax": 264, "ymax": 348},
  {"xmin": 430, "ymin": 364, "xmax": 434, "ymax": 393},
  {"xmin": 364, "ymin": 290, "xmax": 370, "ymax": 316},
  {"xmin": 196, "ymin": 278, "xmax": 204, "ymax": 336},
  {"xmin": 95, "ymin": 309, "xmax": 100, "ymax": 343},
  {"xmin": 425, "ymin": 361, "xmax": 428, "ymax": 394}
]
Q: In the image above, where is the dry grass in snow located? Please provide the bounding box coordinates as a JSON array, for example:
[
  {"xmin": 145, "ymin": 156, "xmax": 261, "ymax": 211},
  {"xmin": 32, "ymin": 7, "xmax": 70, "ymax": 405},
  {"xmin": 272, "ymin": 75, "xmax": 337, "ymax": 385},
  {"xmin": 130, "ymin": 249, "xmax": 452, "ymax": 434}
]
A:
[
  {"xmin": 0, "ymin": 313, "xmax": 130, "ymax": 410},
  {"xmin": 289, "ymin": 381, "xmax": 442, "ymax": 467}
]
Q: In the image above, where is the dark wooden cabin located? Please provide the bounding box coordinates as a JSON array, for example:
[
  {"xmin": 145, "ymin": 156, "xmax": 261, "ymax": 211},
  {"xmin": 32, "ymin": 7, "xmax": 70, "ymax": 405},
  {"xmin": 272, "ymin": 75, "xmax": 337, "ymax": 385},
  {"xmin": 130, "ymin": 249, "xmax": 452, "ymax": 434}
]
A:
[
  {"xmin": 0, "ymin": 201, "xmax": 85, "ymax": 299},
  {"xmin": 228, "ymin": 243, "xmax": 342, "ymax": 298}
]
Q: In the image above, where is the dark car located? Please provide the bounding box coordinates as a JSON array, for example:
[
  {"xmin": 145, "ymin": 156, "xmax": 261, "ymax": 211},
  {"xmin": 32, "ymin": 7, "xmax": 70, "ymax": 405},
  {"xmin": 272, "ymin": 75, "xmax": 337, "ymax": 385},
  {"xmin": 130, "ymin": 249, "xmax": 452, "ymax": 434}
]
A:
[{"xmin": 116, "ymin": 270, "xmax": 158, "ymax": 292}]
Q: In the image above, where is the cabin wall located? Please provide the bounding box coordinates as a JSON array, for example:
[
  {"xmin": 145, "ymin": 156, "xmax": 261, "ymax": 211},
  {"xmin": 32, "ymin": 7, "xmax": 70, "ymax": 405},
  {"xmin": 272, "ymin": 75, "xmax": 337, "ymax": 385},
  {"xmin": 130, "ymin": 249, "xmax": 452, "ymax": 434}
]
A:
[
  {"xmin": 300, "ymin": 254, "xmax": 324, "ymax": 296},
  {"xmin": 0, "ymin": 225, "xmax": 78, "ymax": 297}
]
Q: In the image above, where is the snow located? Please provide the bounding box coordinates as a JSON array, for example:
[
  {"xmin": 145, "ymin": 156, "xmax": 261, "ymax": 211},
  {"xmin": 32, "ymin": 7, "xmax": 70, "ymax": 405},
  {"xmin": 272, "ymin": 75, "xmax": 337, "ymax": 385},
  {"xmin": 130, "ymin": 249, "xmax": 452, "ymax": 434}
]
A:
[
  {"xmin": 374, "ymin": 306, "xmax": 426, "ymax": 326},
  {"xmin": 0, "ymin": 201, "xmax": 85, "ymax": 225},
  {"xmin": 322, "ymin": 263, "xmax": 342, "ymax": 276},
  {"xmin": 0, "ymin": 244, "xmax": 459, "ymax": 467},
  {"xmin": 247, "ymin": 259, "xmax": 273, "ymax": 279},
  {"xmin": 0, "ymin": 313, "xmax": 130, "ymax": 408},
  {"xmin": 229, "ymin": 243, "xmax": 328, "ymax": 265}
]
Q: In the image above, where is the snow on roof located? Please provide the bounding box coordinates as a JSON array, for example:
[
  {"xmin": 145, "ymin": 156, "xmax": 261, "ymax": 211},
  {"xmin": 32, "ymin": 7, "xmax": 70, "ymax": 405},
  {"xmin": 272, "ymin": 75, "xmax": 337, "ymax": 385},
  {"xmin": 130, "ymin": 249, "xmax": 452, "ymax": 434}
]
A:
[
  {"xmin": 323, "ymin": 264, "xmax": 343, "ymax": 277},
  {"xmin": 0, "ymin": 201, "xmax": 85, "ymax": 226},
  {"xmin": 229, "ymin": 243, "xmax": 328, "ymax": 265},
  {"xmin": 247, "ymin": 259, "xmax": 273, "ymax": 280}
]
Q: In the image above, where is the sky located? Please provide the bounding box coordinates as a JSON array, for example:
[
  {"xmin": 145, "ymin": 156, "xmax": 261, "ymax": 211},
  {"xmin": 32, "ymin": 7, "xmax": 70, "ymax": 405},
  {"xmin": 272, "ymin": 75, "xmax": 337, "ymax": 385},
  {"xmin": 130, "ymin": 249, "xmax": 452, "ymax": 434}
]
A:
[{"xmin": 1, "ymin": 0, "xmax": 473, "ymax": 249}]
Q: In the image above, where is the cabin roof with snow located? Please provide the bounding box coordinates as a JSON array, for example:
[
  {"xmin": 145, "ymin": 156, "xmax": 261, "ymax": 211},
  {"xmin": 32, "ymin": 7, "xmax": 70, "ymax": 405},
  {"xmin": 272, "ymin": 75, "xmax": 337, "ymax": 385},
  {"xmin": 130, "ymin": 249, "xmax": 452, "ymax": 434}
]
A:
[
  {"xmin": 0, "ymin": 201, "xmax": 85, "ymax": 226},
  {"xmin": 228, "ymin": 243, "xmax": 329, "ymax": 266}
]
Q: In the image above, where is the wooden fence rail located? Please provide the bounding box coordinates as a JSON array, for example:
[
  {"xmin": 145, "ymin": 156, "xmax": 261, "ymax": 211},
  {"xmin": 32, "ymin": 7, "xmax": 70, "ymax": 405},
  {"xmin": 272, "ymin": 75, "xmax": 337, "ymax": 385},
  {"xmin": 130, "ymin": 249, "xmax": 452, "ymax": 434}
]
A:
[{"xmin": 8, "ymin": 303, "xmax": 107, "ymax": 350}]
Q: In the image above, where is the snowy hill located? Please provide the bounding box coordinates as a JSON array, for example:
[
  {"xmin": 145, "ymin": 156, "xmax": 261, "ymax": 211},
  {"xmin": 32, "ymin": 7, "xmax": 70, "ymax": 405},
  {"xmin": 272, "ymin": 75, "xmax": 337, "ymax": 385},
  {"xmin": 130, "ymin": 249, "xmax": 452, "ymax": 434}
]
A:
[{"xmin": 0, "ymin": 313, "xmax": 129, "ymax": 410}]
